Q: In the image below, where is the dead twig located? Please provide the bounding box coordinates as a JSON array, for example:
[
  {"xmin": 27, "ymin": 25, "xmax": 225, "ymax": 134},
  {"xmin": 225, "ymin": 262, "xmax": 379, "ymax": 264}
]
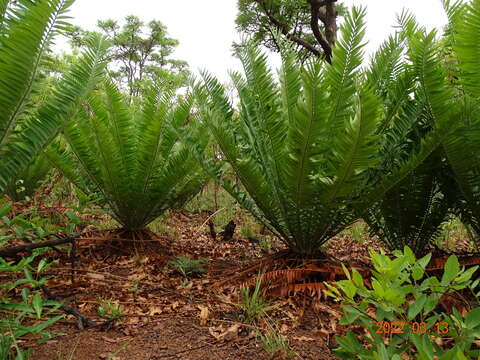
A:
[{"xmin": 41, "ymin": 286, "xmax": 97, "ymax": 330}]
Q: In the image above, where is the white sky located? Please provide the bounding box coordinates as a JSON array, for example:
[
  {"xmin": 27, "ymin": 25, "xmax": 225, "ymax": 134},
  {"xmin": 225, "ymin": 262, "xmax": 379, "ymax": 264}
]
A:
[{"xmin": 55, "ymin": 0, "xmax": 451, "ymax": 82}]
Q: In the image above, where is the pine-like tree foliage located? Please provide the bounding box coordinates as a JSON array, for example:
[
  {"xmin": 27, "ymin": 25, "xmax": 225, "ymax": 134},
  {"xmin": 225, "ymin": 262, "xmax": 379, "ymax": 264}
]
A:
[
  {"xmin": 46, "ymin": 81, "xmax": 208, "ymax": 231},
  {"xmin": 0, "ymin": 0, "xmax": 109, "ymax": 192},
  {"xmin": 199, "ymin": 7, "xmax": 445, "ymax": 255}
]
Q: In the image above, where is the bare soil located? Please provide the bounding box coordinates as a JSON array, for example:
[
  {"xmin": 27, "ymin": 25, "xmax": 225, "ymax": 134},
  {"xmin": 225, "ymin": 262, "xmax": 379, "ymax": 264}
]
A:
[{"xmin": 14, "ymin": 211, "xmax": 380, "ymax": 360}]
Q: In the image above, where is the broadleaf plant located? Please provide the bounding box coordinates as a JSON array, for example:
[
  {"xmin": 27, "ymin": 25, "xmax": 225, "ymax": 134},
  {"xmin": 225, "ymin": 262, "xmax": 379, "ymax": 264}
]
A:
[{"xmin": 326, "ymin": 247, "xmax": 480, "ymax": 359}]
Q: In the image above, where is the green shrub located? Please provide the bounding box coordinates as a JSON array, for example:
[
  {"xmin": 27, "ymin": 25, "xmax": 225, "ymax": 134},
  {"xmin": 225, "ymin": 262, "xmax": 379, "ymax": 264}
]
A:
[
  {"xmin": 326, "ymin": 247, "xmax": 480, "ymax": 359},
  {"xmin": 0, "ymin": 200, "xmax": 85, "ymax": 359}
]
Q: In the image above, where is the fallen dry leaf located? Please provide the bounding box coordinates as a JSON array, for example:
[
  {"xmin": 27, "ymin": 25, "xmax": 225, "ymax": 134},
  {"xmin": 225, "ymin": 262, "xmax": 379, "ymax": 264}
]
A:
[
  {"xmin": 101, "ymin": 336, "xmax": 118, "ymax": 344},
  {"xmin": 208, "ymin": 324, "xmax": 241, "ymax": 342},
  {"xmin": 87, "ymin": 273, "xmax": 105, "ymax": 281},
  {"xmin": 293, "ymin": 336, "xmax": 316, "ymax": 342},
  {"xmin": 148, "ymin": 306, "xmax": 162, "ymax": 316},
  {"xmin": 198, "ymin": 305, "xmax": 209, "ymax": 326}
]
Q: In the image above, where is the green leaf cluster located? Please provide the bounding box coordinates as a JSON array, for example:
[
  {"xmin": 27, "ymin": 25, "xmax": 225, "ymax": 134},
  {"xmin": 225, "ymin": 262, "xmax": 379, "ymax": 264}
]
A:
[
  {"xmin": 0, "ymin": 248, "xmax": 63, "ymax": 360},
  {"xmin": 327, "ymin": 247, "xmax": 480, "ymax": 359},
  {"xmin": 0, "ymin": 0, "xmax": 109, "ymax": 193}
]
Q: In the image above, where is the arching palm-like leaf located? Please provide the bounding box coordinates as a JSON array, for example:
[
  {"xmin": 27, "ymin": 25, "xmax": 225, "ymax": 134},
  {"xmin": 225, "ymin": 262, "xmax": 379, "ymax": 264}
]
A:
[
  {"xmin": 362, "ymin": 18, "xmax": 456, "ymax": 256},
  {"xmin": 432, "ymin": 0, "xmax": 480, "ymax": 240},
  {"xmin": 5, "ymin": 153, "xmax": 51, "ymax": 201},
  {"xmin": 0, "ymin": 1, "xmax": 109, "ymax": 191},
  {"xmin": 199, "ymin": 7, "xmax": 444, "ymax": 255},
  {"xmin": 47, "ymin": 81, "xmax": 208, "ymax": 231}
]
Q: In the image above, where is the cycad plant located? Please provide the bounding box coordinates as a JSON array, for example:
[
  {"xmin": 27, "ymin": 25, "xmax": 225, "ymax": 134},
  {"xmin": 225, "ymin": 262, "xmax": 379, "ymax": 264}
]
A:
[
  {"xmin": 46, "ymin": 81, "xmax": 208, "ymax": 233},
  {"xmin": 361, "ymin": 17, "xmax": 455, "ymax": 256},
  {"xmin": 366, "ymin": 151, "xmax": 452, "ymax": 255},
  {"xmin": 199, "ymin": 7, "xmax": 446, "ymax": 255},
  {"xmin": 0, "ymin": 0, "xmax": 109, "ymax": 192},
  {"xmin": 431, "ymin": 0, "xmax": 480, "ymax": 243}
]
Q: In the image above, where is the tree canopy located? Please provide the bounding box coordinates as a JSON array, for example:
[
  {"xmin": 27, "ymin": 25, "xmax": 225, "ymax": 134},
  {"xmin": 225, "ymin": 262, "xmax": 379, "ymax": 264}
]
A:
[
  {"xmin": 69, "ymin": 15, "xmax": 189, "ymax": 98},
  {"xmin": 236, "ymin": 0, "xmax": 346, "ymax": 63}
]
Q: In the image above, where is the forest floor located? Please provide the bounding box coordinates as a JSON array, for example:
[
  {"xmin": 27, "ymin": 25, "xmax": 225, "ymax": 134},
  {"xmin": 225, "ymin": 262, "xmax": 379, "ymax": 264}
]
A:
[{"xmin": 13, "ymin": 210, "xmax": 384, "ymax": 360}]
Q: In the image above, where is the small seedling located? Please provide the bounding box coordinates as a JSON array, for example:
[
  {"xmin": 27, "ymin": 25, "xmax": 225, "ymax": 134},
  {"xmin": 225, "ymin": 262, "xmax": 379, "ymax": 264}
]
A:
[
  {"xmin": 258, "ymin": 237, "xmax": 273, "ymax": 252},
  {"xmin": 237, "ymin": 276, "xmax": 275, "ymax": 324},
  {"xmin": 97, "ymin": 299, "xmax": 124, "ymax": 320},
  {"xmin": 169, "ymin": 255, "xmax": 209, "ymax": 277},
  {"xmin": 258, "ymin": 322, "xmax": 296, "ymax": 360}
]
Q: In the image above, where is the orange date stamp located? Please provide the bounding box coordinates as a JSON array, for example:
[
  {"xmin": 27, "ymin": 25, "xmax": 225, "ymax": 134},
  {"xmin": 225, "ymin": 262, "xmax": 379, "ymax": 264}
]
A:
[{"xmin": 373, "ymin": 321, "xmax": 449, "ymax": 335}]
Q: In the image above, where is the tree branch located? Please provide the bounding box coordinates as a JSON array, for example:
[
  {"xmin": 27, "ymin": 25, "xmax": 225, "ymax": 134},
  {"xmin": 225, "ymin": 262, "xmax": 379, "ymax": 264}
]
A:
[
  {"xmin": 42, "ymin": 286, "xmax": 97, "ymax": 330},
  {"xmin": 258, "ymin": 0, "xmax": 321, "ymax": 57},
  {"xmin": 307, "ymin": 0, "xmax": 337, "ymax": 63},
  {"xmin": 324, "ymin": 0, "xmax": 338, "ymax": 46}
]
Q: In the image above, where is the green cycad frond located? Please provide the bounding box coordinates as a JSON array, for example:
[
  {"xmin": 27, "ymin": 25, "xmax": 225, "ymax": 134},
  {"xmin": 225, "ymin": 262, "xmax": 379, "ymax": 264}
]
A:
[
  {"xmin": 44, "ymin": 141, "xmax": 91, "ymax": 194},
  {"xmin": 285, "ymin": 60, "xmax": 328, "ymax": 211},
  {"xmin": 365, "ymin": 9, "xmax": 480, "ymax": 254},
  {"xmin": 442, "ymin": 0, "xmax": 468, "ymax": 43},
  {"xmin": 0, "ymin": 0, "xmax": 72, "ymax": 149},
  {"xmin": 366, "ymin": 154, "xmax": 450, "ymax": 255},
  {"xmin": 49, "ymin": 80, "xmax": 207, "ymax": 231},
  {"xmin": 0, "ymin": 0, "xmax": 78, "ymax": 191},
  {"xmin": 365, "ymin": 34, "xmax": 405, "ymax": 99},
  {"xmin": 200, "ymin": 7, "xmax": 439, "ymax": 255},
  {"xmin": 325, "ymin": 6, "xmax": 366, "ymax": 135},
  {"xmin": 365, "ymin": 26, "xmax": 455, "ymax": 203},
  {"xmin": 455, "ymin": 0, "xmax": 480, "ymax": 98},
  {"xmin": 431, "ymin": 0, "xmax": 480, "ymax": 239},
  {"xmin": 0, "ymin": 32, "xmax": 109, "ymax": 192},
  {"xmin": 325, "ymin": 87, "xmax": 381, "ymax": 203},
  {"xmin": 365, "ymin": 90, "xmax": 451, "ymax": 255}
]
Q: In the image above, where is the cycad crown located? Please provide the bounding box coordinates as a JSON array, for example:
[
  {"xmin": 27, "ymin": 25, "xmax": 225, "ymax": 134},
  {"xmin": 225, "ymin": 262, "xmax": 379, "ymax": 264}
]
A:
[
  {"xmin": 47, "ymin": 81, "xmax": 208, "ymax": 231},
  {"xmin": 200, "ymin": 7, "xmax": 445, "ymax": 255}
]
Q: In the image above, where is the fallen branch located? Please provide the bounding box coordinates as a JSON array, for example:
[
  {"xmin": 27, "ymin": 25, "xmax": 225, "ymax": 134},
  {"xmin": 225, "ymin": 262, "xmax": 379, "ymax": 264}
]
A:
[
  {"xmin": 0, "ymin": 234, "xmax": 80, "ymax": 259},
  {"xmin": 41, "ymin": 286, "xmax": 97, "ymax": 330}
]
